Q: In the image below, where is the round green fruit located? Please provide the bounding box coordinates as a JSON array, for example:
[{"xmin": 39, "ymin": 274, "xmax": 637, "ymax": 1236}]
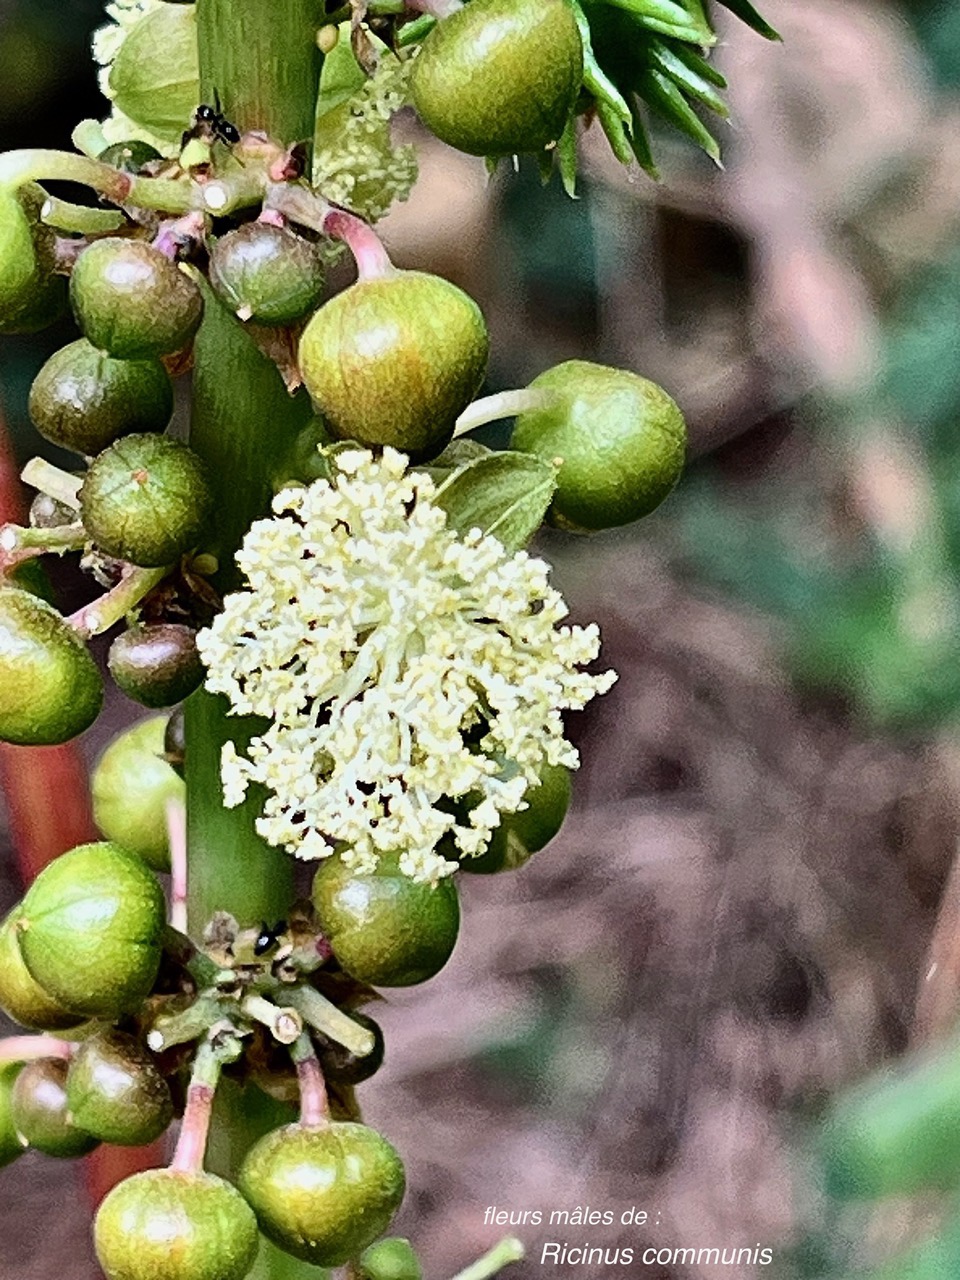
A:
[
  {"xmin": 95, "ymin": 1169, "xmax": 259, "ymax": 1280},
  {"xmin": 107, "ymin": 3, "xmax": 200, "ymax": 145},
  {"xmin": 0, "ymin": 1065, "xmax": 26, "ymax": 1167},
  {"xmin": 511, "ymin": 361, "xmax": 686, "ymax": 531},
  {"xmin": 66, "ymin": 1031, "xmax": 173, "ymax": 1146},
  {"xmin": 92, "ymin": 715, "xmax": 185, "ymax": 872},
  {"xmin": 0, "ymin": 587, "xmax": 103, "ymax": 745},
  {"xmin": 29, "ymin": 338, "xmax": 173, "ymax": 456},
  {"xmin": 312, "ymin": 851, "xmax": 460, "ymax": 987},
  {"xmin": 80, "ymin": 433, "xmax": 213, "ymax": 567},
  {"xmin": 18, "ymin": 841, "xmax": 166, "ymax": 1018},
  {"xmin": 0, "ymin": 183, "xmax": 68, "ymax": 335},
  {"xmin": 238, "ymin": 1121, "xmax": 406, "ymax": 1267},
  {"xmin": 210, "ymin": 223, "xmax": 324, "ymax": 326},
  {"xmin": 0, "ymin": 909, "xmax": 84, "ymax": 1030},
  {"xmin": 109, "ymin": 624, "xmax": 203, "ymax": 708},
  {"xmin": 11, "ymin": 1057, "xmax": 99, "ymax": 1158},
  {"xmin": 164, "ymin": 705, "xmax": 185, "ymax": 778},
  {"xmin": 411, "ymin": 0, "xmax": 582, "ymax": 157},
  {"xmin": 462, "ymin": 761, "xmax": 571, "ymax": 873},
  {"xmin": 298, "ymin": 270, "xmax": 488, "ymax": 458},
  {"xmin": 360, "ymin": 1238, "xmax": 423, "ymax": 1280},
  {"xmin": 316, "ymin": 1012, "xmax": 385, "ymax": 1086},
  {"xmin": 70, "ymin": 238, "xmax": 203, "ymax": 359}
]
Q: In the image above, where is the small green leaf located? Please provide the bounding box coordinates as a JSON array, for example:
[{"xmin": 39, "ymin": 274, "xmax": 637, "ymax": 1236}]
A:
[
  {"xmin": 570, "ymin": 0, "xmax": 634, "ymax": 128},
  {"xmin": 431, "ymin": 451, "xmax": 558, "ymax": 552},
  {"xmin": 636, "ymin": 67, "xmax": 722, "ymax": 163},
  {"xmin": 648, "ymin": 39, "xmax": 729, "ymax": 117},
  {"xmin": 629, "ymin": 97, "xmax": 660, "ymax": 178},
  {"xmin": 557, "ymin": 114, "xmax": 579, "ymax": 197},
  {"xmin": 669, "ymin": 41, "xmax": 727, "ymax": 88},
  {"xmin": 595, "ymin": 97, "xmax": 636, "ymax": 167},
  {"xmin": 602, "ymin": 0, "xmax": 715, "ymax": 45},
  {"xmin": 715, "ymin": 0, "xmax": 781, "ymax": 41}
]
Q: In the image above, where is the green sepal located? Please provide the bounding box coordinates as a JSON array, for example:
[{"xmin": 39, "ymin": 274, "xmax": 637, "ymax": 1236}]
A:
[
  {"xmin": 628, "ymin": 97, "xmax": 659, "ymax": 178},
  {"xmin": 595, "ymin": 97, "xmax": 636, "ymax": 167},
  {"xmin": 430, "ymin": 451, "xmax": 558, "ymax": 552},
  {"xmin": 570, "ymin": 0, "xmax": 634, "ymax": 128},
  {"xmin": 602, "ymin": 0, "xmax": 715, "ymax": 45},
  {"xmin": 647, "ymin": 39, "xmax": 729, "ymax": 116},
  {"xmin": 715, "ymin": 0, "xmax": 781, "ymax": 41},
  {"xmin": 557, "ymin": 114, "xmax": 579, "ymax": 197},
  {"xmin": 669, "ymin": 40, "xmax": 727, "ymax": 87},
  {"xmin": 635, "ymin": 67, "xmax": 722, "ymax": 163}
]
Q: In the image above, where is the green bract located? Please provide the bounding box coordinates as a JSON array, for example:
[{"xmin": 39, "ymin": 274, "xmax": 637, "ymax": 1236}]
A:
[
  {"xmin": 0, "ymin": 909, "xmax": 84, "ymax": 1031},
  {"xmin": 511, "ymin": 360, "xmax": 687, "ymax": 530},
  {"xmin": 0, "ymin": 588, "xmax": 103, "ymax": 746},
  {"xmin": 29, "ymin": 338, "xmax": 173, "ymax": 456},
  {"xmin": 210, "ymin": 223, "xmax": 325, "ymax": 326},
  {"xmin": 238, "ymin": 1122, "xmax": 406, "ymax": 1267},
  {"xmin": 298, "ymin": 271, "xmax": 489, "ymax": 458},
  {"xmin": 92, "ymin": 715, "xmax": 186, "ymax": 872},
  {"xmin": 411, "ymin": 0, "xmax": 583, "ymax": 157},
  {"xmin": 109, "ymin": 624, "xmax": 204, "ymax": 708},
  {"xmin": 80, "ymin": 433, "xmax": 213, "ymax": 567},
  {"xmin": 108, "ymin": 3, "xmax": 200, "ymax": 145},
  {"xmin": 0, "ymin": 183, "xmax": 68, "ymax": 335},
  {"xmin": 312, "ymin": 851, "xmax": 460, "ymax": 987},
  {"xmin": 66, "ymin": 1031, "xmax": 173, "ymax": 1147},
  {"xmin": 17, "ymin": 841, "xmax": 166, "ymax": 1018},
  {"xmin": 360, "ymin": 1238, "xmax": 423, "ymax": 1280},
  {"xmin": 11, "ymin": 1057, "xmax": 100, "ymax": 1158},
  {"xmin": 95, "ymin": 1169, "xmax": 259, "ymax": 1280},
  {"xmin": 70, "ymin": 238, "xmax": 203, "ymax": 359},
  {"xmin": 0, "ymin": 1065, "xmax": 25, "ymax": 1168},
  {"xmin": 461, "ymin": 761, "xmax": 571, "ymax": 874}
]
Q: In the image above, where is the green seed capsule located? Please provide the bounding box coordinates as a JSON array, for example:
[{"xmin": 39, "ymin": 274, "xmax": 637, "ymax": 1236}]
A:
[
  {"xmin": 109, "ymin": 624, "xmax": 203, "ymax": 709},
  {"xmin": 0, "ymin": 183, "xmax": 68, "ymax": 335},
  {"xmin": 29, "ymin": 338, "xmax": 173, "ymax": 457},
  {"xmin": 461, "ymin": 761, "xmax": 571, "ymax": 874},
  {"xmin": 66, "ymin": 1031, "xmax": 173, "ymax": 1146},
  {"xmin": 359, "ymin": 1238, "xmax": 423, "ymax": 1280},
  {"xmin": 410, "ymin": 0, "xmax": 583, "ymax": 157},
  {"xmin": 239, "ymin": 1122, "xmax": 406, "ymax": 1267},
  {"xmin": 511, "ymin": 360, "xmax": 687, "ymax": 531},
  {"xmin": 0, "ymin": 909, "xmax": 84, "ymax": 1031},
  {"xmin": 312, "ymin": 851, "xmax": 460, "ymax": 987},
  {"xmin": 18, "ymin": 841, "xmax": 166, "ymax": 1019},
  {"xmin": 92, "ymin": 715, "xmax": 185, "ymax": 872},
  {"xmin": 80, "ymin": 433, "xmax": 213, "ymax": 567},
  {"xmin": 0, "ymin": 587, "xmax": 103, "ymax": 746},
  {"xmin": 298, "ymin": 271, "xmax": 488, "ymax": 459},
  {"xmin": 11, "ymin": 1057, "xmax": 100, "ymax": 1158},
  {"xmin": 95, "ymin": 1169, "xmax": 259, "ymax": 1280},
  {"xmin": 210, "ymin": 223, "xmax": 325, "ymax": 326},
  {"xmin": 0, "ymin": 1065, "xmax": 26, "ymax": 1168},
  {"xmin": 70, "ymin": 238, "xmax": 203, "ymax": 360}
]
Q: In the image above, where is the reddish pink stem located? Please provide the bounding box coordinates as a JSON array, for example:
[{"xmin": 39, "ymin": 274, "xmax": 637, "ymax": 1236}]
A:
[
  {"xmin": 293, "ymin": 1034, "xmax": 330, "ymax": 1128},
  {"xmin": 322, "ymin": 208, "xmax": 395, "ymax": 281},
  {"xmin": 0, "ymin": 1035, "xmax": 75, "ymax": 1066},
  {"xmin": 170, "ymin": 1081, "xmax": 216, "ymax": 1173}
]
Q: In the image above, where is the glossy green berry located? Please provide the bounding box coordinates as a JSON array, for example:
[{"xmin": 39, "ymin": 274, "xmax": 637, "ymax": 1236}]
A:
[
  {"xmin": 299, "ymin": 271, "xmax": 488, "ymax": 458},
  {"xmin": 462, "ymin": 761, "xmax": 571, "ymax": 874},
  {"xmin": 239, "ymin": 1121, "xmax": 406, "ymax": 1267},
  {"xmin": 80, "ymin": 434, "xmax": 213, "ymax": 567},
  {"xmin": 109, "ymin": 624, "xmax": 203, "ymax": 708},
  {"xmin": 411, "ymin": 0, "xmax": 582, "ymax": 157},
  {"xmin": 70, "ymin": 238, "xmax": 203, "ymax": 359},
  {"xmin": 107, "ymin": 3, "xmax": 200, "ymax": 145},
  {"xmin": 0, "ymin": 1065, "xmax": 25, "ymax": 1167},
  {"xmin": 511, "ymin": 361, "xmax": 686, "ymax": 531},
  {"xmin": 29, "ymin": 338, "xmax": 173, "ymax": 456},
  {"xmin": 210, "ymin": 223, "xmax": 325, "ymax": 326},
  {"xmin": 18, "ymin": 841, "xmax": 166, "ymax": 1018},
  {"xmin": 0, "ymin": 909, "xmax": 84, "ymax": 1031},
  {"xmin": 66, "ymin": 1031, "xmax": 173, "ymax": 1146},
  {"xmin": 0, "ymin": 183, "xmax": 68, "ymax": 335},
  {"xmin": 317, "ymin": 1012, "xmax": 385, "ymax": 1086},
  {"xmin": 98, "ymin": 141, "xmax": 164, "ymax": 173},
  {"xmin": 95, "ymin": 1169, "xmax": 259, "ymax": 1280},
  {"xmin": 0, "ymin": 587, "xmax": 103, "ymax": 745},
  {"xmin": 312, "ymin": 851, "xmax": 460, "ymax": 987},
  {"xmin": 360, "ymin": 1238, "xmax": 423, "ymax": 1280},
  {"xmin": 11, "ymin": 1057, "xmax": 100, "ymax": 1158},
  {"xmin": 92, "ymin": 715, "xmax": 185, "ymax": 872}
]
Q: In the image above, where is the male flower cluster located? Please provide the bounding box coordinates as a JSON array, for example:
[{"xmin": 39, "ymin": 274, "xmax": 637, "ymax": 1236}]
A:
[{"xmin": 197, "ymin": 449, "xmax": 615, "ymax": 883}]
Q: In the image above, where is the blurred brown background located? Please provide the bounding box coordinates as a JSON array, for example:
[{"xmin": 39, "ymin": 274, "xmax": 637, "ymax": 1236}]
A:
[{"xmin": 4, "ymin": 1, "xmax": 960, "ymax": 1276}]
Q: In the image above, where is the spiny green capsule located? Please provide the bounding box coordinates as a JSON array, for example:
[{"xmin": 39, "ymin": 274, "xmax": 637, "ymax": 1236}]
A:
[
  {"xmin": 66, "ymin": 1031, "xmax": 173, "ymax": 1147},
  {"xmin": 210, "ymin": 223, "xmax": 325, "ymax": 326},
  {"xmin": 239, "ymin": 1122, "xmax": 406, "ymax": 1267},
  {"xmin": 410, "ymin": 0, "xmax": 583, "ymax": 157},
  {"xmin": 511, "ymin": 360, "xmax": 687, "ymax": 531},
  {"xmin": 70, "ymin": 238, "xmax": 203, "ymax": 360},
  {"xmin": 95, "ymin": 1169, "xmax": 259, "ymax": 1280},
  {"xmin": 17, "ymin": 841, "xmax": 166, "ymax": 1019},
  {"xmin": 92, "ymin": 715, "xmax": 185, "ymax": 872},
  {"xmin": 298, "ymin": 270, "xmax": 488, "ymax": 459},
  {"xmin": 0, "ymin": 183, "xmax": 68, "ymax": 335},
  {"xmin": 11, "ymin": 1057, "xmax": 100, "ymax": 1158},
  {"xmin": 0, "ymin": 588, "xmax": 103, "ymax": 746},
  {"xmin": 29, "ymin": 338, "xmax": 173, "ymax": 457},
  {"xmin": 0, "ymin": 909, "xmax": 84, "ymax": 1031}
]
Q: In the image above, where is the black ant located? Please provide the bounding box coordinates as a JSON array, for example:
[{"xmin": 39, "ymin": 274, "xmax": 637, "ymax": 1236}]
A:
[
  {"xmin": 182, "ymin": 90, "xmax": 241, "ymax": 150},
  {"xmin": 254, "ymin": 919, "xmax": 288, "ymax": 957}
]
